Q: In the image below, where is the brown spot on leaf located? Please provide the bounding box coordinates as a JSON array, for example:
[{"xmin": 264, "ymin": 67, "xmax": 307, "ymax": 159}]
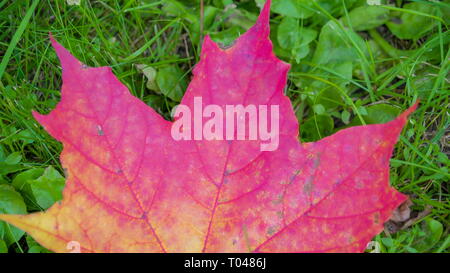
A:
[
  {"xmin": 374, "ymin": 212, "xmax": 380, "ymax": 225},
  {"xmin": 96, "ymin": 125, "xmax": 104, "ymax": 136},
  {"xmin": 267, "ymin": 226, "xmax": 277, "ymax": 236},
  {"xmin": 303, "ymin": 177, "xmax": 314, "ymax": 194}
]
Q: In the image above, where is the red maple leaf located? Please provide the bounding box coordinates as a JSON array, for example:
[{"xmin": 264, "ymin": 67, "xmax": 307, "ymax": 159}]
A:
[{"xmin": 0, "ymin": 1, "xmax": 417, "ymax": 252}]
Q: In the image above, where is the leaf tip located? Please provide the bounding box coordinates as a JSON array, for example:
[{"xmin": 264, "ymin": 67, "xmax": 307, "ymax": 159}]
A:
[
  {"xmin": 49, "ymin": 32, "xmax": 57, "ymax": 46},
  {"xmin": 407, "ymin": 100, "xmax": 419, "ymax": 114},
  {"xmin": 32, "ymin": 110, "xmax": 47, "ymax": 125},
  {"xmin": 49, "ymin": 34, "xmax": 83, "ymax": 73},
  {"xmin": 399, "ymin": 100, "xmax": 419, "ymax": 120},
  {"xmin": 255, "ymin": 0, "xmax": 271, "ymax": 37}
]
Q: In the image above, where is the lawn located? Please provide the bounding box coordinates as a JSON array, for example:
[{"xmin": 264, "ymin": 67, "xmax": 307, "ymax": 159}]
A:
[{"xmin": 0, "ymin": 0, "xmax": 448, "ymax": 253}]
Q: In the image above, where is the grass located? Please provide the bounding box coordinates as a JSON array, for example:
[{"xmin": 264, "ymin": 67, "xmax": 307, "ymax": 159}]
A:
[{"xmin": 0, "ymin": 0, "xmax": 449, "ymax": 253}]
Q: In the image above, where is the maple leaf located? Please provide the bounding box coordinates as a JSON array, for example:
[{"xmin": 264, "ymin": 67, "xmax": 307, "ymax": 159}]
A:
[{"xmin": 0, "ymin": 0, "xmax": 418, "ymax": 253}]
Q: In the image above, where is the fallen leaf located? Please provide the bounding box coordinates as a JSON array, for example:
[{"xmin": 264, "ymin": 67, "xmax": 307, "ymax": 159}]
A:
[
  {"xmin": 386, "ymin": 2, "xmax": 440, "ymax": 41},
  {"xmin": 135, "ymin": 64, "xmax": 158, "ymax": 92},
  {"xmin": 0, "ymin": 1, "xmax": 418, "ymax": 253},
  {"xmin": 389, "ymin": 199, "xmax": 413, "ymax": 223},
  {"xmin": 341, "ymin": 6, "xmax": 390, "ymax": 31},
  {"xmin": 12, "ymin": 166, "xmax": 65, "ymax": 210},
  {"xmin": 0, "ymin": 185, "xmax": 26, "ymax": 246}
]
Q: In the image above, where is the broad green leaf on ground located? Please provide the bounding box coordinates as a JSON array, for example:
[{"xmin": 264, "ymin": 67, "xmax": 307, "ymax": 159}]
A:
[
  {"xmin": 0, "ymin": 125, "xmax": 35, "ymax": 146},
  {"xmin": 0, "ymin": 185, "xmax": 26, "ymax": 246},
  {"xmin": 0, "ymin": 239, "xmax": 7, "ymax": 252},
  {"xmin": 271, "ymin": 0, "xmax": 315, "ymax": 19},
  {"xmin": 4, "ymin": 152, "xmax": 21, "ymax": 165},
  {"xmin": 364, "ymin": 104, "xmax": 402, "ymax": 124},
  {"xmin": 136, "ymin": 64, "xmax": 158, "ymax": 91},
  {"xmin": 0, "ymin": 1, "xmax": 417, "ymax": 253},
  {"xmin": 312, "ymin": 20, "xmax": 366, "ymax": 78},
  {"xmin": 341, "ymin": 6, "xmax": 390, "ymax": 31},
  {"xmin": 413, "ymin": 218, "xmax": 443, "ymax": 252},
  {"xmin": 11, "ymin": 168, "xmax": 43, "ymax": 210},
  {"xmin": 314, "ymin": 0, "xmax": 363, "ymax": 21},
  {"xmin": 300, "ymin": 115, "xmax": 334, "ymax": 142},
  {"xmin": 272, "ymin": 0, "xmax": 362, "ymax": 21},
  {"xmin": 156, "ymin": 65, "xmax": 187, "ymax": 102},
  {"xmin": 13, "ymin": 166, "xmax": 65, "ymax": 210},
  {"xmin": 350, "ymin": 104, "xmax": 402, "ymax": 126},
  {"xmin": 277, "ymin": 17, "xmax": 317, "ymax": 63},
  {"xmin": 0, "ymin": 152, "xmax": 24, "ymax": 176},
  {"xmin": 145, "ymin": 95, "xmax": 166, "ymax": 115},
  {"xmin": 297, "ymin": 20, "xmax": 366, "ymax": 108},
  {"xmin": 386, "ymin": 2, "xmax": 440, "ymax": 40},
  {"xmin": 341, "ymin": 110, "xmax": 351, "ymax": 125}
]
